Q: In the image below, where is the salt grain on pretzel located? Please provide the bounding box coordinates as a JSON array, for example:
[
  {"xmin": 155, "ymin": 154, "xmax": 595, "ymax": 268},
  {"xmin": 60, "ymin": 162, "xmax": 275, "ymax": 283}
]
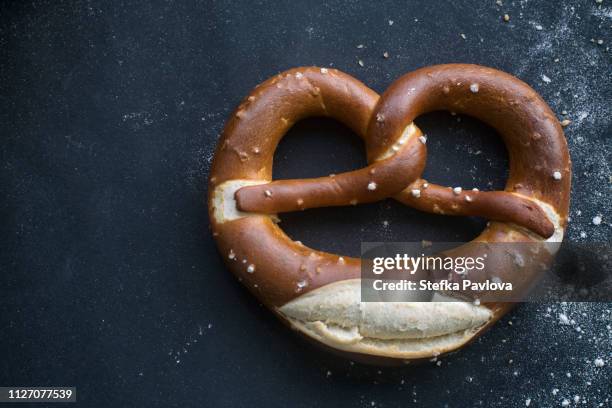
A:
[{"xmin": 208, "ymin": 64, "xmax": 571, "ymax": 363}]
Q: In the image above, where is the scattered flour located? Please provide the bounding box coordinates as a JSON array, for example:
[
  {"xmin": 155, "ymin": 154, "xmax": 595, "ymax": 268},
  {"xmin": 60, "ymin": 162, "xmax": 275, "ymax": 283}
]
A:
[{"xmin": 511, "ymin": 3, "xmax": 611, "ymax": 243}]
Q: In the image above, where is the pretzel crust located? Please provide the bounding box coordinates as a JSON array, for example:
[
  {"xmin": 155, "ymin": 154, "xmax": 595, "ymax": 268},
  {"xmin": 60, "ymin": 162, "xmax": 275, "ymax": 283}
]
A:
[{"xmin": 208, "ymin": 65, "xmax": 571, "ymax": 363}]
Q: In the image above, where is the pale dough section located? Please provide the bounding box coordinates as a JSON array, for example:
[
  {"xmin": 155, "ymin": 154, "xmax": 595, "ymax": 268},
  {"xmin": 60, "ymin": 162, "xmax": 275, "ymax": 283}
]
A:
[
  {"xmin": 211, "ymin": 179, "xmax": 269, "ymax": 223},
  {"xmin": 509, "ymin": 193, "xmax": 565, "ymax": 252},
  {"xmin": 278, "ymin": 279, "xmax": 492, "ymax": 359},
  {"xmin": 375, "ymin": 122, "xmax": 419, "ymax": 161}
]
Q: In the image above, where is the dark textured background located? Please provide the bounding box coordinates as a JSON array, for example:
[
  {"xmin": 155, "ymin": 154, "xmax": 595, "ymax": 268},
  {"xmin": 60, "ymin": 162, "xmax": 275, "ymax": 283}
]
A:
[{"xmin": 1, "ymin": 1, "xmax": 610, "ymax": 407}]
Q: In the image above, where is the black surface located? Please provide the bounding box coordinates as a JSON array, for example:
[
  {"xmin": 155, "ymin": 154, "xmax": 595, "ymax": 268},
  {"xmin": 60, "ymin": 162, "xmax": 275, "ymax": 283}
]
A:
[{"xmin": 1, "ymin": 1, "xmax": 610, "ymax": 407}]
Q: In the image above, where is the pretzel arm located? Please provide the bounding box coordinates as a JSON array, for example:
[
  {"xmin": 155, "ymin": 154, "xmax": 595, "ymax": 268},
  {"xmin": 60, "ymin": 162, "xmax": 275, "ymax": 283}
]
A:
[
  {"xmin": 394, "ymin": 179, "xmax": 554, "ymax": 238},
  {"xmin": 236, "ymin": 125, "xmax": 426, "ymax": 213}
]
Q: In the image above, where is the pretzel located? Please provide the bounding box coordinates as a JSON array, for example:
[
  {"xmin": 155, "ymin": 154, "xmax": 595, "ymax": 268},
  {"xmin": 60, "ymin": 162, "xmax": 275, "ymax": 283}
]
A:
[{"xmin": 208, "ymin": 64, "xmax": 571, "ymax": 363}]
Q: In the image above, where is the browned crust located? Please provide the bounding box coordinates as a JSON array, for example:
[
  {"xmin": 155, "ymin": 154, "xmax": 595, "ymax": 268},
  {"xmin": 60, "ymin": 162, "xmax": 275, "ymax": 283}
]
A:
[
  {"xmin": 394, "ymin": 179, "xmax": 555, "ymax": 238},
  {"xmin": 209, "ymin": 67, "xmax": 379, "ymax": 186},
  {"xmin": 212, "ymin": 216, "xmax": 362, "ymax": 306}
]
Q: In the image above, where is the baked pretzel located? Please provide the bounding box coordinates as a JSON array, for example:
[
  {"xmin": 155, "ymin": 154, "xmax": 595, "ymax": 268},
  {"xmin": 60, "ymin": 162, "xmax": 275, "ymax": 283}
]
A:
[{"xmin": 208, "ymin": 64, "xmax": 570, "ymax": 363}]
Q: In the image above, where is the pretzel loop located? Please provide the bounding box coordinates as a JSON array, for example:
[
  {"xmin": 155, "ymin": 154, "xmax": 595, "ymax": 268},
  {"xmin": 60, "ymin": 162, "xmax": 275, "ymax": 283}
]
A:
[
  {"xmin": 369, "ymin": 64, "xmax": 570, "ymax": 239},
  {"xmin": 209, "ymin": 67, "xmax": 425, "ymax": 308}
]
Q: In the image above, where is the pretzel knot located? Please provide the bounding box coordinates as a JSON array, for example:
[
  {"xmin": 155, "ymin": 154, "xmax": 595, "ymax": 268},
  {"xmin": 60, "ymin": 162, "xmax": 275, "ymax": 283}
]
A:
[{"xmin": 208, "ymin": 64, "xmax": 571, "ymax": 362}]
